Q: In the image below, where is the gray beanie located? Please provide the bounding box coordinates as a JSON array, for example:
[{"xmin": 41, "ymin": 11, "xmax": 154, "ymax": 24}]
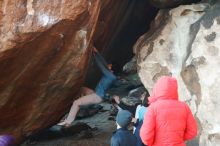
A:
[{"xmin": 116, "ymin": 110, "xmax": 132, "ymax": 128}]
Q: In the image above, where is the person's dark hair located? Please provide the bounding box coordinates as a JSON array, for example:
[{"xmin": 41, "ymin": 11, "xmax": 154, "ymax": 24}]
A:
[{"xmin": 142, "ymin": 93, "xmax": 149, "ymax": 107}]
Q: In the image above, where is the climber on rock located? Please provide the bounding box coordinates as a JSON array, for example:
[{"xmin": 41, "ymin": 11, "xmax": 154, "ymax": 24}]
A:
[{"xmin": 58, "ymin": 47, "xmax": 117, "ymax": 127}]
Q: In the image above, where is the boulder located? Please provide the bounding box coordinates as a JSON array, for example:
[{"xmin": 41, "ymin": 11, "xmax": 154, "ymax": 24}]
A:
[
  {"xmin": 0, "ymin": 0, "xmax": 157, "ymax": 143},
  {"xmin": 0, "ymin": 0, "xmax": 100, "ymax": 142},
  {"xmin": 136, "ymin": 2, "xmax": 220, "ymax": 146}
]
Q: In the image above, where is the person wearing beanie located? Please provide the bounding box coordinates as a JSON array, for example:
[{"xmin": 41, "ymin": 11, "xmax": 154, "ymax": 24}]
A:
[{"xmin": 110, "ymin": 110, "xmax": 137, "ymax": 146}]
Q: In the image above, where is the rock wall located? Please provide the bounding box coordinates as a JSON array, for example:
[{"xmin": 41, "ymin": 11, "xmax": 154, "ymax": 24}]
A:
[
  {"xmin": 0, "ymin": 0, "xmax": 157, "ymax": 143},
  {"xmin": 93, "ymin": 0, "xmax": 158, "ymax": 70},
  {"xmin": 136, "ymin": 2, "xmax": 220, "ymax": 146},
  {"xmin": 0, "ymin": 0, "xmax": 100, "ymax": 142},
  {"xmin": 85, "ymin": 0, "xmax": 158, "ymax": 87},
  {"xmin": 149, "ymin": 0, "xmax": 201, "ymax": 8}
]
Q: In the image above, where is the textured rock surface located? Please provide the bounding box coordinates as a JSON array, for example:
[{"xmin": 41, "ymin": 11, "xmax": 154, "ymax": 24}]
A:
[
  {"xmin": 0, "ymin": 0, "xmax": 157, "ymax": 143},
  {"xmin": 0, "ymin": 0, "xmax": 100, "ymax": 142},
  {"xmin": 136, "ymin": 2, "xmax": 220, "ymax": 146},
  {"xmin": 85, "ymin": 0, "xmax": 158, "ymax": 87},
  {"xmin": 93, "ymin": 0, "xmax": 158, "ymax": 70},
  {"xmin": 149, "ymin": 0, "xmax": 201, "ymax": 8}
]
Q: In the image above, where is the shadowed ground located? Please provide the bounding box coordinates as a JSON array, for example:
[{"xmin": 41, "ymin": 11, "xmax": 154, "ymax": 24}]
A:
[{"xmin": 21, "ymin": 103, "xmax": 116, "ymax": 146}]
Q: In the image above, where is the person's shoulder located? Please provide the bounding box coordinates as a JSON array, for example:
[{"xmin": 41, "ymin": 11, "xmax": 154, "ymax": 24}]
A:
[
  {"xmin": 178, "ymin": 100, "xmax": 190, "ymax": 108},
  {"xmin": 179, "ymin": 101, "xmax": 193, "ymax": 111},
  {"xmin": 136, "ymin": 104, "xmax": 142, "ymax": 109},
  {"xmin": 127, "ymin": 131, "xmax": 137, "ymax": 143},
  {"xmin": 111, "ymin": 130, "xmax": 121, "ymax": 141},
  {"xmin": 113, "ymin": 128, "xmax": 129, "ymax": 136},
  {"xmin": 139, "ymin": 106, "xmax": 147, "ymax": 113},
  {"xmin": 112, "ymin": 130, "xmax": 120, "ymax": 136},
  {"xmin": 111, "ymin": 132, "xmax": 120, "ymax": 146}
]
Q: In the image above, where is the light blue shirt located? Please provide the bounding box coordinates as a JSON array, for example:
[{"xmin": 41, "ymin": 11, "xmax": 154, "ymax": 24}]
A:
[{"xmin": 138, "ymin": 106, "xmax": 147, "ymax": 121}]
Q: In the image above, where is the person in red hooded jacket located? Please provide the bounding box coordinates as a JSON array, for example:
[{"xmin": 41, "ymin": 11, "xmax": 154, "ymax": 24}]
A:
[{"xmin": 140, "ymin": 76, "xmax": 197, "ymax": 146}]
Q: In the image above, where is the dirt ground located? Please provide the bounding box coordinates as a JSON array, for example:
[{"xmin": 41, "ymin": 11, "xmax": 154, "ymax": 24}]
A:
[{"xmin": 21, "ymin": 102, "xmax": 116, "ymax": 146}]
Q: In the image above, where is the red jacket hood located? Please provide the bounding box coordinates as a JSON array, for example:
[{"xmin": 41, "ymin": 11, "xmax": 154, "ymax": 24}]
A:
[{"xmin": 149, "ymin": 76, "xmax": 178, "ymax": 104}]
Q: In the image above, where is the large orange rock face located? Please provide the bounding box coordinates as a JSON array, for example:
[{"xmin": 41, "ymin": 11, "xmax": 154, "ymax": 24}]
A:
[{"xmin": 0, "ymin": 0, "xmax": 100, "ymax": 142}]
